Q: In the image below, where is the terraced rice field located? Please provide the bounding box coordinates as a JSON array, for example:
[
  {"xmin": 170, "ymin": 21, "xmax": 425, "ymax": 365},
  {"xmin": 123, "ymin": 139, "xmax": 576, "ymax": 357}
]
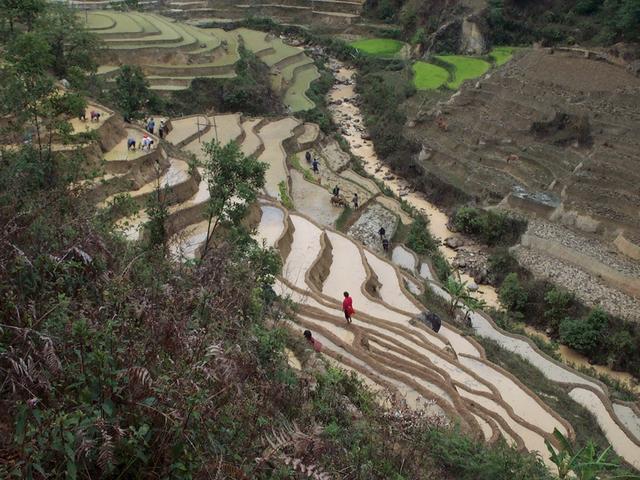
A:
[
  {"xmin": 435, "ymin": 55, "xmax": 491, "ymax": 89},
  {"xmin": 81, "ymin": 90, "xmax": 640, "ymax": 470},
  {"xmin": 490, "ymin": 46, "xmax": 515, "ymax": 66},
  {"xmin": 82, "ymin": 12, "xmax": 319, "ymax": 111},
  {"xmin": 412, "ymin": 61, "xmax": 449, "ymax": 90},
  {"xmin": 350, "ymin": 38, "xmax": 404, "ymax": 56}
]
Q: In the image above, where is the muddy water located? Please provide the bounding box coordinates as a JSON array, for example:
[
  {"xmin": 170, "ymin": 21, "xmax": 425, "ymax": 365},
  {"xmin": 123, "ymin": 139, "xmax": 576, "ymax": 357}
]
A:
[
  {"xmin": 472, "ymin": 413, "xmax": 495, "ymax": 441},
  {"xmin": 458, "ymin": 355, "xmax": 568, "ymax": 436},
  {"xmin": 255, "ymin": 205, "xmax": 285, "ymax": 248},
  {"xmin": 459, "ymin": 388, "xmax": 555, "ymax": 468},
  {"xmin": 328, "ymin": 66, "xmax": 499, "ymax": 308},
  {"xmin": 363, "ymin": 250, "xmax": 421, "ymax": 314},
  {"xmin": 391, "ymin": 245, "xmax": 417, "ymax": 272},
  {"xmin": 283, "ymin": 215, "xmax": 323, "ymax": 290},
  {"xmin": 323, "ymin": 230, "xmax": 412, "ymax": 325},
  {"xmin": 240, "ymin": 118, "xmax": 263, "ymax": 156},
  {"xmin": 257, "ymin": 117, "xmax": 299, "ymax": 199},
  {"xmin": 613, "ymin": 404, "xmax": 640, "ymax": 441},
  {"xmin": 569, "ymin": 388, "xmax": 640, "ymax": 470}
]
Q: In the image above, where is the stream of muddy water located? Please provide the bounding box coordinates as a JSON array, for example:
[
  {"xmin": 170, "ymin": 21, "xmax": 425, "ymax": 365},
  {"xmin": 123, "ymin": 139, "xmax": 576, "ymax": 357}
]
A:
[{"xmin": 326, "ymin": 61, "xmax": 639, "ymax": 393}]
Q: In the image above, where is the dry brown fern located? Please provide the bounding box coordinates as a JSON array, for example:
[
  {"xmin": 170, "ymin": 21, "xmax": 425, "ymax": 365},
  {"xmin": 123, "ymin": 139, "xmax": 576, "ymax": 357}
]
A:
[
  {"xmin": 256, "ymin": 422, "xmax": 331, "ymax": 480},
  {"xmin": 42, "ymin": 338, "xmax": 62, "ymax": 375}
]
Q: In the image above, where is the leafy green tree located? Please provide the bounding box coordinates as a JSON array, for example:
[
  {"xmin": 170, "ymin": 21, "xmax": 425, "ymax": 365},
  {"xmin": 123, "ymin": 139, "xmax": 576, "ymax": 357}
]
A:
[
  {"xmin": 200, "ymin": 139, "xmax": 267, "ymax": 258},
  {"xmin": 544, "ymin": 287, "xmax": 574, "ymax": 331},
  {"xmin": 145, "ymin": 164, "xmax": 169, "ymax": 250},
  {"xmin": 112, "ymin": 65, "xmax": 158, "ymax": 121},
  {"xmin": 37, "ymin": 4, "xmax": 99, "ymax": 78},
  {"xmin": 498, "ymin": 272, "xmax": 528, "ymax": 312},
  {"xmin": 0, "ymin": 32, "xmax": 86, "ymax": 164},
  {"xmin": 559, "ymin": 308, "xmax": 608, "ymax": 357},
  {"xmin": 0, "ymin": 0, "xmax": 45, "ymax": 35},
  {"xmin": 616, "ymin": 0, "xmax": 640, "ymax": 41}
]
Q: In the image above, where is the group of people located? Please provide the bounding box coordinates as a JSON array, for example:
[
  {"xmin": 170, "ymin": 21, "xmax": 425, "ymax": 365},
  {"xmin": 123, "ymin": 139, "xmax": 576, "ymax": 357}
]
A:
[
  {"xmin": 331, "ymin": 184, "xmax": 359, "ymax": 209},
  {"xmin": 127, "ymin": 133, "xmax": 154, "ymax": 151},
  {"xmin": 79, "ymin": 110, "xmax": 102, "ymax": 122},
  {"xmin": 378, "ymin": 226, "xmax": 389, "ymax": 253},
  {"xmin": 146, "ymin": 117, "xmax": 167, "ymax": 139}
]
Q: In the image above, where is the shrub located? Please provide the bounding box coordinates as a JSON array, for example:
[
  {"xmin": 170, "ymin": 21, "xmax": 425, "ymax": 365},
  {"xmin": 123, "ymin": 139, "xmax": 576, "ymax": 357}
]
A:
[
  {"xmin": 498, "ymin": 273, "xmax": 528, "ymax": 312},
  {"xmin": 406, "ymin": 216, "xmax": 438, "ymax": 255},
  {"xmin": 544, "ymin": 287, "xmax": 574, "ymax": 331},
  {"xmin": 452, "ymin": 206, "xmax": 526, "ymax": 246},
  {"xmin": 559, "ymin": 308, "xmax": 607, "ymax": 357},
  {"xmin": 421, "ymin": 426, "xmax": 553, "ymax": 480},
  {"xmin": 487, "ymin": 248, "xmax": 519, "ymax": 285}
]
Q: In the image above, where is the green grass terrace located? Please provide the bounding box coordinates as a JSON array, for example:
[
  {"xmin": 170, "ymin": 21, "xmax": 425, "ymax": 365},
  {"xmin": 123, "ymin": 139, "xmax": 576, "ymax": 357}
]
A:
[{"xmin": 350, "ymin": 38, "xmax": 405, "ymax": 57}]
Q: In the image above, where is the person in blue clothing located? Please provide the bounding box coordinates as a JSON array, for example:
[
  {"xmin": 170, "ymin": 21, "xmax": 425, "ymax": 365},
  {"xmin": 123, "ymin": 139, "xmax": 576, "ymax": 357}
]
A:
[{"xmin": 312, "ymin": 157, "xmax": 319, "ymax": 174}]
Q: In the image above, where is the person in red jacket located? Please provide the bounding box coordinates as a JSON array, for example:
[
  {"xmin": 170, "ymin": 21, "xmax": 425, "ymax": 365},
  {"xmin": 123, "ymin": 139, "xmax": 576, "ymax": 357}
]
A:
[{"xmin": 342, "ymin": 291, "xmax": 354, "ymax": 324}]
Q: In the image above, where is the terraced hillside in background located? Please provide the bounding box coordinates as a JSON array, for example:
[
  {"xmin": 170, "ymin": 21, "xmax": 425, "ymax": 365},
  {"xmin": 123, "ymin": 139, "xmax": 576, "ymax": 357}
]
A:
[
  {"xmin": 72, "ymin": 100, "xmax": 640, "ymax": 471},
  {"xmin": 160, "ymin": 0, "xmax": 367, "ymax": 26},
  {"xmin": 406, "ymin": 47, "xmax": 640, "ymax": 321},
  {"xmin": 84, "ymin": 11, "xmax": 319, "ymax": 111},
  {"xmin": 65, "ymin": 0, "xmax": 366, "ymax": 28}
]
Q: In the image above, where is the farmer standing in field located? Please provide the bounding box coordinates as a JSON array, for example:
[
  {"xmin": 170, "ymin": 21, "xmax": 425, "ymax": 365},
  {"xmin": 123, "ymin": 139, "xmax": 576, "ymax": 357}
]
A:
[{"xmin": 342, "ymin": 291, "xmax": 354, "ymax": 325}]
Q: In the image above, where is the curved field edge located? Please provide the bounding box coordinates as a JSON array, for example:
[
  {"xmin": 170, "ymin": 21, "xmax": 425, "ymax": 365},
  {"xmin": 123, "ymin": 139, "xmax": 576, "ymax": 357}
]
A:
[
  {"xmin": 435, "ymin": 55, "xmax": 491, "ymax": 89},
  {"xmin": 412, "ymin": 62, "xmax": 449, "ymax": 90},
  {"xmin": 350, "ymin": 38, "xmax": 405, "ymax": 56}
]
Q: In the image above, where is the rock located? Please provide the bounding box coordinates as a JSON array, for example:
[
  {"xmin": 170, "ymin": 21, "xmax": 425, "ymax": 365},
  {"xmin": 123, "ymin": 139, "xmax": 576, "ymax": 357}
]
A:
[
  {"xmin": 453, "ymin": 258, "xmax": 467, "ymax": 268},
  {"xmin": 445, "ymin": 236, "xmax": 465, "ymax": 249},
  {"xmin": 418, "ymin": 145, "xmax": 432, "ymax": 162},
  {"xmin": 467, "ymin": 281, "xmax": 479, "ymax": 292},
  {"xmin": 407, "ymin": 120, "xmax": 416, "ymax": 128}
]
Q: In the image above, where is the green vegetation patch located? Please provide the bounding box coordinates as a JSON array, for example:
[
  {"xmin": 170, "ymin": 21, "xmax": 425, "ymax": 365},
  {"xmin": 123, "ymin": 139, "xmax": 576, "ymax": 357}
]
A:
[
  {"xmin": 436, "ymin": 55, "xmax": 491, "ymax": 89},
  {"xmin": 490, "ymin": 46, "xmax": 515, "ymax": 66},
  {"xmin": 412, "ymin": 61, "xmax": 449, "ymax": 90},
  {"xmin": 350, "ymin": 38, "xmax": 404, "ymax": 56}
]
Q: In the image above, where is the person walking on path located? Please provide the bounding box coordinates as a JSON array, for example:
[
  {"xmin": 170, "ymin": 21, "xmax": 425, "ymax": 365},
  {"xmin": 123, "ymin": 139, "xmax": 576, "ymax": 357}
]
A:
[
  {"xmin": 305, "ymin": 151, "xmax": 312, "ymax": 163},
  {"xmin": 332, "ymin": 185, "xmax": 340, "ymax": 197},
  {"xmin": 127, "ymin": 137, "xmax": 136, "ymax": 151},
  {"xmin": 312, "ymin": 158, "xmax": 319, "ymax": 174},
  {"xmin": 382, "ymin": 237, "xmax": 389, "ymax": 253},
  {"xmin": 159, "ymin": 120, "xmax": 166, "ymax": 139},
  {"xmin": 378, "ymin": 226, "xmax": 386, "ymax": 239},
  {"xmin": 342, "ymin": 291, "xmax": 354, "ymax": 324},
  {"xmin": 147, "ymin": 118, "xmax": 155, "ymax": 135},
  {"xmin": 303, "ymin": 330, "xmax": 323, "ymax": 352},
  {"xmin": 352, "ymin": 193, "xmax": 359, "ymax": 209}
]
